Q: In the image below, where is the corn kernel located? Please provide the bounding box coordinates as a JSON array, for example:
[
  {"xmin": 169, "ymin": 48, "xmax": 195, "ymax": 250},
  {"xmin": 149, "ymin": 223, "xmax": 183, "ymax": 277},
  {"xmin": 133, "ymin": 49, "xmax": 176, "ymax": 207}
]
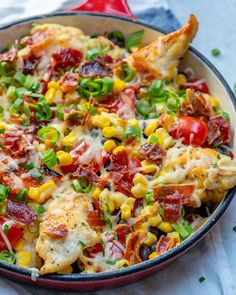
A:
[
  {"xmin": 144, "ymin": 121, "xmax": 159, "ymax": 137},
  {"xmin": 57, "ymin": 266, "xmax": 73, "ymax": 274},
  {"xmin": 167, "ymin": 231, "xmax": 180, "ymax": 245},
  {"xmin": 127, "ymin": 119, "xmax": 139, "ymax": 128},
  {"xmin": 64, "ymin": 90, "xmax": 78, "ymax": 103},
  {"xmin": 92, "ymin": 187, "xmax": 102, "ymax": 199},
  {"xmin": 157, "ymin": 221, "xmax": 173, "ymax": 233},
  {"xmin": 148, "ymin": 214, "xmax": 162, "ymax": 227},
  {"xmin": 210, "ymin": 96, "xmax": 219, "ymax": 108},
  {"xmin": 144, "ymin": 232, "xmax": 157, "ymax": 246},
  {"xmin": 126, "ymin": 197, "xmax": 136, "ymax": 208},
  {"xmin": 113, "ymin": 78, "xmax": 126, "ymax": 94},
  {"xmin": 56, "ymin": 151, "xmax": 73, "ymax": 166},
  {"xmin": 62, "ymin": 130, "xmax": 77, "ymax": 146},
  {"xmin": 154, "ymin": 128, "xmax": 174, "ymax": 148},
  {"xmin": 134, "ymin": 221, "xmax": 149, "ymax": 231},
  {"xmin": 0, "ymin": 121, "xmax": 7, "ymax": 130},
  {"xmin": 148, "ymin": 252, "xmax": 158, "ymax": 259},
  {"xmin": 92, "ymin": 115, "xmax": 111, "ymax": 129},
  {"xmin": 29, "ymin": 181, "xmax": 57, "ymax": 203},
  {"xmin": 102, "ymin": 127, "xmax": 120, "ymax": 139},
  {"xmin": 131, "ymin": 183, "xmax": 146, "ymax": 199},
  {"xmin": 45, "ymin": 88, "xmax": 56, "ymax": 104},
  {"xmin": 176, "ymin": 74, "xmax": 187, "ymax": 87},
  {"xmin": 133, "ymin": 173, "xmax": 148, "ymax": 186},
  {"xmin": 16, "ymin": 251, "xmax": 32, "ymax": 267},
  {"xmin": 121, "ymin": 204, "xmax": 131, "ymax": 220},
  {"xmin": 13, "ymin": 238, "xmax": 25, "ymax": 251},
  {"xmin": 112, "ymin": 192, "xmax": 127, "ymax": 208},
  {"xmin": 141, "ymin": 160, "xmax": 157, "ymax": 174},
  {"xmin": 103, "ymin": 140, "xmax": 117, "ymax": 152},
  {"xmin": 141, "ymin": 205, "xmax": 154, "ymax": 217},
  {"xmin": 28, "ymin": 187, "xmax": 40, "ymax": 201},
  {"xmin": 118, "ymin": 259, "xmax": 129, "ymax": 268},
  {"xmin": 112, "ymin": 145, "xmax": 126, "ymax": 154},
  {"xmin": 48, "ymin": 81, "xmax": 59, "ymax": 89}
]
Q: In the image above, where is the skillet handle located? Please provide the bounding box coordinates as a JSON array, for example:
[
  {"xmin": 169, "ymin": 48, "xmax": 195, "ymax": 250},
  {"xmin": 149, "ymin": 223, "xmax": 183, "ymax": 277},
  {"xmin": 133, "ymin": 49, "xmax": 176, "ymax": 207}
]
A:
[{"xmin": 69, "ymin": 0, "xmax": 136, "ymax": 19}]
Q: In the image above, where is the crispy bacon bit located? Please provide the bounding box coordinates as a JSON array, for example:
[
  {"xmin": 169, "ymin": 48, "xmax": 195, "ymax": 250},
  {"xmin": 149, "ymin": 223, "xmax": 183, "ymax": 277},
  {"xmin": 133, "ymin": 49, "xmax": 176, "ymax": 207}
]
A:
[
  {"xmin": 163, "ymin": 193, "xmax": 182, "ymax": 223},
  {"xmin": 139, "ymin": 143, "xmax": 166, "ymax": 165},
  {"xmin": 86, "ymin": 210, "xmax": 106, "ymax": 228},
  {"xmin": 7, "ymin": 199, "xmax": 37, "ymax": 225},
  {"xmin": 52, "ymin": 48, "xmax": 83, "ymax": 71},
  {"xmin": 22, "ymin": 55, "xmax": 38, "ymax": 75},
  {"xmin": 124, "ymin": 230, "xmax": 147, "ymax": 264},
  {"xmin": 117, "ymin": 88, "xmax": 136, "ymax": 119},
  {"xmin": 153, "ymin": 184, "xmax": 195, "ymax": 205},
  {"xmin": 44, "ymin": 223, "xmax": 68, "ymax": 238},
  {"xmin": 80, "ymin": 60, "xmax": 111, "ymax": 78},
  {"xmin": 114, "ymin": 224, "xmax": 133, "ymax": 243},
  {"xmin": 179, "ymin": 89, "xmax": 211, "ymax": 119},
  {"xmin": 21, "ymin": 31, "xmax": 49, "ymax": 47},
  {"xmin": 207, "ymin": 115, "xmax": 230, "ymax": 146},
  {"xmin": 1, "ymin": 129, "xmax": 26, "ymax": 157},
  {"xmin": 0, "ymin": 41, "xmax": 18, "ymax": 63},
  {"xmin": 73, "ymin": 164, "xmax": 108, "ymax": 188},
  {"xmin": 59, "ymin": 72, "xmax": 79, "ymax": 92},
  {"xmin": 156, "ymin": 236, "xmax": 173, "ymax": 255}
]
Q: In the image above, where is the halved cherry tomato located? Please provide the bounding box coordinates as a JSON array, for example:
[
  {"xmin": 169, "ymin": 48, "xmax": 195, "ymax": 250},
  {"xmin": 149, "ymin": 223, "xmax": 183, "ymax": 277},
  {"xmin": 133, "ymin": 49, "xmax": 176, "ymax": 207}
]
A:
[
  {"xmin": 0, "ymin": 216, "xmax": 23, "ymax": 251},
  {"xmin": 170, "ymin": 116, "xmax": 208, "ymax": 146},
  {"xmin": 181, "ymin": 78, "xmax": 209, "ymax": 94}
]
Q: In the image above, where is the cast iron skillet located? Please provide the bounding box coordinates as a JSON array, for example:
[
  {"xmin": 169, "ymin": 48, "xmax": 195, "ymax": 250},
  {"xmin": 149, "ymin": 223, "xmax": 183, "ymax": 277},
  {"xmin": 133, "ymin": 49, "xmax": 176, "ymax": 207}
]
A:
[{"xmin": 0, "ymin": 0, "xmax": 235, "ymax": 291}]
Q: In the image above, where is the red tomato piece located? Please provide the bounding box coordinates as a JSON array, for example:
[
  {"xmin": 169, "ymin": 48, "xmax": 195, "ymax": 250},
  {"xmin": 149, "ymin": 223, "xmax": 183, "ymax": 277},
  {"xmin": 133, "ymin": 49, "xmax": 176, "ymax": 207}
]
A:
[
  {"xmin": 0, "ymin": 216, "xmax": 23, "ymax": 251},
  {"xmin": 181, "ymin": 78, "xmax": 210, "ymax": 94},
  {"xmin": 170, "ymin": 116, "xmax": 208, "ymax": 146}
]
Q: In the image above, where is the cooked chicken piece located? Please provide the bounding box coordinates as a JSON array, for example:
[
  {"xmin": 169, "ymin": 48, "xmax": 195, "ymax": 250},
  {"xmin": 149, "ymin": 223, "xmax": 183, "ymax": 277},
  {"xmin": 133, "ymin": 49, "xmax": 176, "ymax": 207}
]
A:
[
  {"xmin": 127, "ymin": 15, "xmax": 198, "ymax": 79},
  {"xmin": 36, "ymin": 196, "xmax": 98, "ymax": 275}
]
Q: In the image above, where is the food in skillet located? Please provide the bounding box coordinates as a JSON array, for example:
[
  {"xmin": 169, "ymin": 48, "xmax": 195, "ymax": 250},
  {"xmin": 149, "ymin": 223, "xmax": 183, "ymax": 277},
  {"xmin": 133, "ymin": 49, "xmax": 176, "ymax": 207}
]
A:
[{"xmin": 0, "ymin": 15, "xmax": 235, "ymax": 275}]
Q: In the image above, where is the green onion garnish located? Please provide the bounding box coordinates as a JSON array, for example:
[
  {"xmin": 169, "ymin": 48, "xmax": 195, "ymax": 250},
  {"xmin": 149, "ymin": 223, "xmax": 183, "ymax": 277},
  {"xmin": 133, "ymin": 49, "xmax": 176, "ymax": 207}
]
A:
[
  {"xmin": 125, "ymin": 30, "xmax": 144, "ymax": 51},
  {"xmin": 41, "ymin": 149, "xmax": 58, "ymax": 169},
  {"xmin": 0, "ymin": 250, "xmax": 16, "ymax": 264},
  {"xmin": 14, "ymin": 72, "xmax": 26, "ymax": 86},
  {"xmin": 136, "ymin": 98, "xmax": 153, "ymax": 116},
  {"xmin": 37, "ymin": 205, "xmax": 45, "ymax": 214},
  {"xmin": 101, "ymin": 214, "xmax": 113, "ymax": 229},
  {"xmin": 35, "ymin": 97, "xmax": 52, "ymax": 121},
  {"xmin": 0, "ymin": 184, "xmax": 10, "ymax": 202},
  {"xmin": 106, "ymin": 259, "xmax": 116, "ymax": 265},
  {"xmin": 107, "ymin": 31, "xmax": 125, "ymax": 44},
  {"xmin": 9, "ymin": 98, "xmax": 23, "ymax": 115},
  {"xmin": 7, "ymin": 86, "xmax": 16, "ymax": 98},
  {"xmin": 16, "ymin": 188, "xmax": 28, "ymax": 201},
  {"xmin": 3, "ymin": 223, "xmax": 9, "ymax": 234},
  {"xmin": 172, "ymin": 221, "xmax": 193, "ymax": 240},
  {"xmin": 149, "ymin": 135, "xmax": 159, "ymax": 144},
  {"xmin": 145, "ymin": 190, "xmax": 154, "ymax": 204},
  {"xmin": 31, "ymin": 171, "xmax": 44, "ymax": 181},
  {"xmin": 148, "ymin": 80, "xmax": 163, "ymax": 97},
  {"xmin": 23, "ymin": 162, "xmax": 35, "ymax": 170},
  {"xmin": 211, "ymin": 48, "xmax": 221, "ymax": 57},
  {"xmin": 121, "ymin": 64, "xmax": 136, "ymax": 82},
  {"xmin": 78, "ymin": 240, "xmax": 86, "ymax": 247},
  {"xmin": 73, "ymin": 178, "xmax": 92, "ymax": 193},
  {"xmin": 166, "ymin": 97, "xmax": 180, "ymax": 112},
  {"xmin": 38, "ymin": 126, "xmax": 60, "ymax": 143},
  {"xmin": 124, "ymin": 125, "xmax": 141, "ymax": 142}
]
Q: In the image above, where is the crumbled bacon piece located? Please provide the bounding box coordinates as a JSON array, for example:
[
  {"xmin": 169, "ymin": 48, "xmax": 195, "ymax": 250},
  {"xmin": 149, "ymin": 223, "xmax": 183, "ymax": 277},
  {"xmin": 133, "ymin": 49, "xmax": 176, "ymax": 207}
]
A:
[
  {"xmin": 1, "ymin": 129, "xmax": 26, "ymax": 157},
  {"xmin": 156, "ymin": 236, "xmax": 173, "ymax": 255},
  {"xmin": 43, "ymin": 223, "xmax": 68, "ymax": 238},
  {"xmin": 59, "ymin": 72, "xmax": 79, "ymax": 92},
  {"xmin": 80, "ymin": 60, "xmax": 111, "ymax": 78},
  {"xmin": 21, "ymin": 31, "xmax": 49, "ymax": 47},
  {"xmin": 139, "ymin": 143, "xmax": 166, "ymax": 165},
  {"xmin": 114, "ymin": 224, "xmax": 133, "ymax": 243},
  {"xmin": 124, "ymin": 230, "xmax": 147, "ymax": 264},
  {"xmin": 0, "ymin": 41, "xmax": 18, "ymax": 63},
  {"xmin": 86, "ymin": 210, "xmax": 106, "ymax": 228},
  {"xmin": 207, "ymin": 115, "xmax": 230, "ymax": 146},
  {"xmin": 117, "ymin": 88, "xmax": 136, "ymax": 119},
  {"xmin": 52, "ymin": 48, "xmax": 83, "ymax": 71},
  {"xmin": 22, "ymin": 55, "xmax": 38, "ymax": 74},
  {"xmin": 7, "ymin": 200, "xmax": 37, "ymax": 225},
  {"xmin": 153, "ymin": 184, "xmax": 195, "ymax": 205},
  {"xmin": 163, "ymin": 193, "xmax": 182, "ymax": 223},
  {"xmin": 179, "ymin": 89, "xmax": 211, "ymax": 119}
]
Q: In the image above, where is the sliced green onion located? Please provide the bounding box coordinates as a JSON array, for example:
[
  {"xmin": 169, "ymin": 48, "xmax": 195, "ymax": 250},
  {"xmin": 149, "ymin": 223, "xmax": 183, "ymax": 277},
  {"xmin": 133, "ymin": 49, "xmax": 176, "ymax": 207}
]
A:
[
  {"xmin": 0, "ymin": 128, "xmax": 5, "ymax": 134},
  {"xmin": 31, "ymin": 171, "xmax": 44, "ymax": 181},
  {"xmin": 148, "ymin": 80, "xmax": 163, "ymax": 97},
  {"xmin": 7, "ymin": 86, "xmax": 16, "ymax": 98},
  {"xmin": 15, "ymin": 87, "xmax": 27, "ymax": 99},
  {"xmin": 0, "ymin": 63, "xmax": 7, "ymax": 76},
  {"xmin": 172, "ymin": 221, "xmax": 193, "ymax": 240},
  {"xmin": 86, "ymin": 48, "xmax": 103, "ymax": 60},
  {"xmin": 211, "ymin": 48, "xmax": 221, "ymax": 56},
  {"xmin": 2, "ymin": 223, "xmax": 9, "ymax": 234},
  {"xmin": 0, "ymin": 184, "xmax": 10, "ymax": 202},
  {"xmin": 106, "ymin": 259, "xmax": 116, "ymax": 265},
  {"xmin": 23, "ymin": 162, "xmax": 35, "ymax": 170},
  {"xmin": 124, "ymin": 125, "xmax": 141, "ymax": 142},
  {"xmin": 35, "ymin": 97, "xmax": 52, "ymax": 121},
  {"xmin": 0, "ymin": 106, "xmax": 4, "ymax": 118},
  {"xmin": 79, "ymin": 77, "xmax": 113, "ymax": 100},
  {"xmin": 23, "ymin": 75, "xmax": 35, "ymax": 89},
  {"xmin": 27, "ymin": 220, "xmax": 39, "ymax": 234},
  {"xmin": 166, "ymin": 97, "xmax": 180, "ymax": 112},
  {"xmin": 9, "ymin": 98, "xmax": 23, "ymax": 115},
  {"xmin": 22, "ymin": 103, "xmax": 31, "ymax": 118},
  {"xmin": 125, "ymin": 30, "xmax": 144, "ymax": 51},
  {"xmin": 1, "ymin": 76, "xmax": 12, "ymax": 85},
  {"xmin": 14, "ymin": 72, "xmax": 26, "ymax": 86},
  {"xmin": 41, "ymin": 149, "xmax": 58, "ymax": 169},
  {"xmin": 78, "ymin": 240, "xmax": 86, "ymax": 247},
  {"xmin": 136, "ymin": 99, "xmax": 153, "ymax": 115},
  {"xmin": 37, "ymin": 205, "xmax": 45, "ymax": 214},
  {"xmin": 149, "ymin": 135, "xmax": 159, "ymax": 144},
  {"xmin": 121, "ymin": 64, "xmax": 136, "ymax": 82},
  {"xmin": 221, "ymin": 110, "xmax": 230, "ymax": 123},
  {"xmin": 0, "ymin": 250, "xmax": 16, "ymax": 264},
  {"xmin": 56, "ymin": 104, "xmax": 70, "ymax": 120},
  {"xmin": 94, "ymin": 77, "xmax": 114, "ymax": 96},
  {"xmin": 73, "ymin": 179, "xmax": 82, "ymax": 192},
  {"xmin": 101, "ymin": 214, "xmax": 113, "ymax": 229},
  {"xmin": 38, "ymin": 127, "xmax": 60, "ymax": 143},
  {"xmin": 145, "ymin": 190, "xmax": 154, "ymax": 204},
  {"xmin": 16, "ymin": 188, "xmax": 28, "ymax": 201},
  {"xmin": 73, "ymin": 178, "xmax": 92, "ymax": 193}
]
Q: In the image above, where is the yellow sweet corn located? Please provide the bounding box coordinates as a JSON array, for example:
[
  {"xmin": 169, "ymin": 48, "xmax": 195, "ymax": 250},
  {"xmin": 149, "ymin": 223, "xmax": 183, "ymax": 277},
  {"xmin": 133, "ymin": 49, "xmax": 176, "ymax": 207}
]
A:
[
  {"xmin": 16, "ymin": 250, "xmax": 32, "ymax": 267},
  {"xmin": 141, "ymin": 160, "xmax": 157, "ymax": 174},
  {"xmin": 176, "ymin": 73, "xmax": 187, "ymax": 87},
  {"xmin": 133, "ymin": 173, "xmax": 148, "ymax": 186},
  {"xmin": 148, "ymin": 252, "xmax": 158, "ymax": 259},
  {"xmin": 111, "ymin": 192, "xmax": 127, "ymax": 208},
  {"xmin": 118, "ymin": 259, "xmax": 129, "ymax": 268},
  {"xmin": 99, "ymin": 191, "xmax": 115, "ymax": 213},
  {"xmin": 13, "ymin": 239, "xmax": 25, "ymax": 251},
  {"xmin": 148, "ymin": 214, "xmax": 162, "ymax": 227},
  {"xmin": 135, "ymin": 221, "xmax": 149, "ymax": 231},
  {"xmin": 0, "ymin": 121, "xmax": 7, "ymax": 130},
  {"xmin": 154, "ymin": 128, "xmax": 174, "ymax": 148},
  {"xmin": 120, "ymin": 204, "xmax": 131, "ymax": 220},
  {"xmin": 210, "ymin": 96, "xmax": 219, "ymax": 108},
  {"xmin": 56, "ymin": 151, "xmax": 73, "ymax": 166},
  {"xmin": 62, "ymin": 129, "xmax": 77, "ymax": 146},
  {"xmin": 144, "ymin": 232, "xmax": 157, "ymax": 246},
  {"xmin": 157, "ymin": 221, "xmax": 173, "ymax": 233},
  {"xmin": 57, "ymin": 266, "xmax": 73, "ymax": 274},
  {"xmin": 102, "ymin": 126, "xmax": 123, "ymax": 139},
  {"xmin": 141, "ymin": 205, "xmax": 154, "ymax": 217},
  {"xmin": 167, "ymin": 231, "xmax": 180, "ymax": 245},
  {"xmin": 64, "ymin": 90, "xmax": 78, "ymax": 103},
  {"xmin": 103, "ymin": 140, "xmax": 117, "ymax": 152},
  {"xmin": 144, "ymin": 121, "xmax": 159, "ymax": 137},
  {"xmin": 48, "ymin": 81, "xmax": 59, "ymax": 89},
  {"xmin": 29, "ymin": 180, "xmax": 57, "ymax": 203},
  {"xmin": 92, "ymin": 187, "xmax": 102, "ymax": 199},
  {"xmin": 126, "ymin": 197, "xmax": 136, "ymax": 208},
  {"xmin": 92, "ymin": 115, "xmax": 111, "ymax": 129},
  {"xmin": 127, "ymin": 119, "xmax": 139, "ymax": 128},
  {"xmin": 161, "ymin": 114, "xmax": 174, "ymax": 131},
  {"xmin": 45, "ymin": 88, "xmax": 56, "ymax": 104},
  {"xmin": 112, "ymin": 145, "xmax": 126, "ymax": 154},
  {"xmin": 113, "ymin": 78, "xmax": 126, "ymax": 94},
  {"xmin": 131, "ymin": 183, "xmax": 146, "ymax": 199}
]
